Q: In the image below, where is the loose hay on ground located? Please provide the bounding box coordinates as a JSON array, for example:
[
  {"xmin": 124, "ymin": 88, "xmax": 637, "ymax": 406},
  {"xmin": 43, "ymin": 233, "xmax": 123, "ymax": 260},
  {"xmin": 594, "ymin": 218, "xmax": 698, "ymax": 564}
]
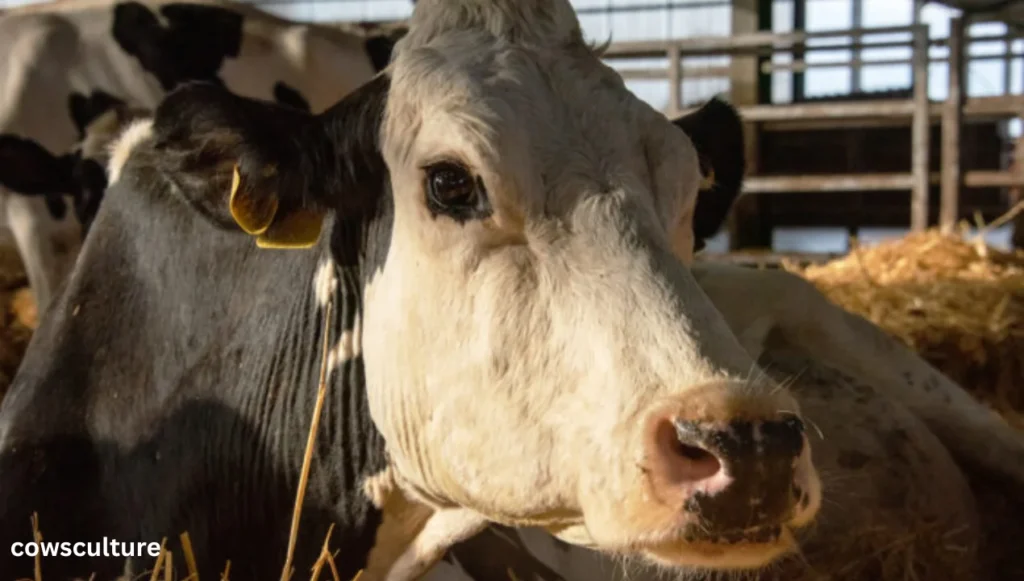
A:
[
  {"xmin": 0, "ymin": 243, "xmax": 36, "ymax": 401},
  {"xmin": 782, "ymin": 226, "xmax": 1024, "ymax": 429}
]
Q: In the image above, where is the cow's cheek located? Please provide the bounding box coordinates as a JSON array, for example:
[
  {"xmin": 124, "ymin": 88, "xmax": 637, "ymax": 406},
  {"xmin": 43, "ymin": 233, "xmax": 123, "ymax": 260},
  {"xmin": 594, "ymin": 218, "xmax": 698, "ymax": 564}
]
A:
[{"xmin": 428, "ymin": 387, "xmax": 566, "ymax": 518}]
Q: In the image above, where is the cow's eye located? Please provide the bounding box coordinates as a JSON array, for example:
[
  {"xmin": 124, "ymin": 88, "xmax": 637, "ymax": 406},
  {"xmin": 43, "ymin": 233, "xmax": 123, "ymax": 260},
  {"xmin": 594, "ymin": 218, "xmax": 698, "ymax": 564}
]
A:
[{"xmin": 425, "ymin": 161, "xmax": 491, "ymax": 221}]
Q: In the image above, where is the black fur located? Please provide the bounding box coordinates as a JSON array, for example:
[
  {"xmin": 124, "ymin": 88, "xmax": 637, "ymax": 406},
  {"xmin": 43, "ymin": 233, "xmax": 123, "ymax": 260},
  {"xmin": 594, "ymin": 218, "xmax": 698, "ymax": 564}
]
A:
[
  {"xmin": 272, "ymin": 81, "xmax": 312, "ymax": 112},
  {"xmin": 0, "ymin": 79, "xmax": 393, "ymax": 579},
  {"xmin": 68, "ymin": 90, "xmax": 126, "ymax": 138},
  {"xmin": 364, "ymin": 34, "xmax": 400, "ymax": 72},
  {"xmin": 672, "ymin": 97, "xmax": 746, "ymax": 250},
  {"xmin": 111, "ymin": 1, "xmax": 244, "ymax": 91},
  {"xmin": 0, "ymin": 135, "xmax": 77, "ymax": 220},
  {"xmin": 149, "ymin": 76, "xmax": 388, "ymax": 233},
  {"xmin": 71, "ymin": 157, "xmax": 109, "ymax": 233},
  {"xmin": 0, "ymin": 136, "xmax": 77, "ymax": 196}
]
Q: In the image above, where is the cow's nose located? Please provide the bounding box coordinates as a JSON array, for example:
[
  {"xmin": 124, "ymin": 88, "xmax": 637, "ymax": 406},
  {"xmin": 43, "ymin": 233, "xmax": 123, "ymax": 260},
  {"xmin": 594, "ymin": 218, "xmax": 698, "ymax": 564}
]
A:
[
  {"xmin": 642, "ymin": 408, "xmax": 808, "ymax": 532},
  {"xmin": 645, "ymin": 412, "xmax": 726, "ymax": 492}
]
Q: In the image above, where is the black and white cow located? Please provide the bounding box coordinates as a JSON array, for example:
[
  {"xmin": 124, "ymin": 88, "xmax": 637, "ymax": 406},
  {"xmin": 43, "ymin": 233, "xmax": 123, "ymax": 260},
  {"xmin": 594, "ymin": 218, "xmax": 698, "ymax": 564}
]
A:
[
  {"xmin": 0, "ymin": 0, "xmax": 401, "ymax": 312},
  {"xmin": 0, "ymin": 0, "xmax": 824, "ymax": 579},
  {"xmin": 26, "ymin": 87, "xmax": 1024, "ymax": 581}
]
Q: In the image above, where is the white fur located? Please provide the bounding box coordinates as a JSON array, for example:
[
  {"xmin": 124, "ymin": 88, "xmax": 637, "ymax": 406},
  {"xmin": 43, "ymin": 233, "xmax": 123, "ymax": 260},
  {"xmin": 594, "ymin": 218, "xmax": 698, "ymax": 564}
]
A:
[
  {"xmin": 326, "ymin": 313, "xmax": 362, "ymax": 379},
  {"xmin": 385, "ymin": 509, "xmax": 488, "ymax": 581},
  {"xmin": 106, "ymin": 118, "xmax": 154, "ymax": 186},
  {"xmin": 312, "ymin": 258, "xmax": 337, "ymax": 307}
]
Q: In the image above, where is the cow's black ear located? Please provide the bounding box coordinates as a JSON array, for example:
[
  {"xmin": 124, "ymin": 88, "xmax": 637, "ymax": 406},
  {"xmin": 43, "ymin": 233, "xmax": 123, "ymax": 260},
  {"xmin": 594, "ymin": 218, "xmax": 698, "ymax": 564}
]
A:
[
  {"xmin": 365, "ymin": 35, "xmax": 398, "ymax": 72},
  {"xmin": 0, "ymin": 135, "xmax": 77, "ymax": 198},
  {"xmin": 151, "ymin": 77, "xmax": 388, "ymax": 249},
  {"xmin": 672, "ymin": 97, "xmax": 745, "ymax": 247}
]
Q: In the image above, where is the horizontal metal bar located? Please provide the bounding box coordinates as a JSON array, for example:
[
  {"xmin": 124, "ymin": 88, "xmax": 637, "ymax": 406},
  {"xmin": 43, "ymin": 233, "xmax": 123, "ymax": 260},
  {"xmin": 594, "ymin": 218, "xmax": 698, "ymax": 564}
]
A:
[
  {"xmin": 743, "ymin": 170, "xmax": 1024, "ymax": 194},
  {"xmin": 616, "ymin": 65, "xmax": 732, "ymax": 80},
  {"xmin": 601, "ymin": 25, "xmax": 927, "ymax": 58},
  {"xmin": 697, "ymin": 251, "xmax": 841, "ymax": 267},
  {"xmin": 601, "ymin": 28, "xmax": 1021, "ymax": 59},
  {"xmin": 761, "ymin": 51, "xmax": 1024, "ymax": 73},
  {"xmin": 663, "ymin": 96, "xmax": 1024, "ymax": 123}
]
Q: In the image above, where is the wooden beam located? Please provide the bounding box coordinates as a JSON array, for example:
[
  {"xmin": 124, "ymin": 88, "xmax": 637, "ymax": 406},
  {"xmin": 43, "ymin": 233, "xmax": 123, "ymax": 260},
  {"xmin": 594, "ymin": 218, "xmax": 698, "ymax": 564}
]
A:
[
  {"xmin": 941, "ymin": 17, "xmax": 966, "ymax": 232},
  {"xmin": 744, "ymin": 174, "xmax": 914, "ymax": 193},
  {"xmin": 911, "ymin": 24, "xmax": 931, "ymax": 232}
]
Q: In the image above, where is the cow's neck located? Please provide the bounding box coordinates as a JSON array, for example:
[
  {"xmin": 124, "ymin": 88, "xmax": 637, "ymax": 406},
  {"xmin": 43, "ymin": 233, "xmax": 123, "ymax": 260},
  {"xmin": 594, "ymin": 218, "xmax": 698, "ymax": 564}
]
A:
[{"xmin": 8, "ymin": 184, "xmax": 391, "ymax": 577}]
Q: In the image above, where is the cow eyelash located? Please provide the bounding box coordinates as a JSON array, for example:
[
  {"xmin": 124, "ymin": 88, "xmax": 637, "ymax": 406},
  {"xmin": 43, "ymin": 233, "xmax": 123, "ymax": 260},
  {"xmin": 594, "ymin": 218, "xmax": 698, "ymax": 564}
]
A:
[{"xmin": 423, "ymin": 160, "xmax": 493, "ymax": 222}]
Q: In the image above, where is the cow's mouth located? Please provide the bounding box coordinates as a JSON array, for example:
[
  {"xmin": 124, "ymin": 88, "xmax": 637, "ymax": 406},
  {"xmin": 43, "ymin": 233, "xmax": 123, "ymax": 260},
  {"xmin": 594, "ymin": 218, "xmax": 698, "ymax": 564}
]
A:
[{"xmin": 641, "ymin": 525, "xmax": 796, "ymax": 569}]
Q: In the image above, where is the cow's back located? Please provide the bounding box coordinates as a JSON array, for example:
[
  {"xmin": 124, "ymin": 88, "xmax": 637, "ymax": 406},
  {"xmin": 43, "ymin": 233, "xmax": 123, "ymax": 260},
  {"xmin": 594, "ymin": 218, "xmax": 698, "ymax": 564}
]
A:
[
  {"xmin": 0, "ymin": 0, "xmax": 385, "ymax": 311},
  {"xmin": 3, "ymin": 0, "xmax": 381, "ymax": 113}
]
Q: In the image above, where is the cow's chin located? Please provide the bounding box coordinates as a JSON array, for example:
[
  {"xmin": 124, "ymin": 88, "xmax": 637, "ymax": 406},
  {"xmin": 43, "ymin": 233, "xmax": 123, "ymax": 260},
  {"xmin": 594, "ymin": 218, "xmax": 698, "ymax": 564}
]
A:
[
  {"xmin": 550, "ymin": 523, "xmax": 797, "ymax": 571},
  {"xmin": 641, "ymin": 526, "xmax": 797, "ymax": 570}
]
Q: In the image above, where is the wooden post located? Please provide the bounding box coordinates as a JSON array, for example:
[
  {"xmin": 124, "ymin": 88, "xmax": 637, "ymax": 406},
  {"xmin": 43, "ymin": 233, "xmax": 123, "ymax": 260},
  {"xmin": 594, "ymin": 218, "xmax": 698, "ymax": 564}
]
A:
[
  {"xmin": 910, "ymin": 23, "xmax": 931, "ymax": 232},
  {"xmin": 667, "ymin": 44, "xmax": 682, "ymax": 117},
  {"xmin": 940, "ymin": 17, "xmax": 966, "ymax": 232}
]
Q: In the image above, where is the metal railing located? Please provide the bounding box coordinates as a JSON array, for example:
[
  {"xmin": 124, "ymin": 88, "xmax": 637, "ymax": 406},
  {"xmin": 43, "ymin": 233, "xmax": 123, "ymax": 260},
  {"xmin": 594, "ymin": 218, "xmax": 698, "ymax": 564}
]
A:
[{"xmin": 602, "ymin": 20, "xmax": 1024, "ymax": 234}]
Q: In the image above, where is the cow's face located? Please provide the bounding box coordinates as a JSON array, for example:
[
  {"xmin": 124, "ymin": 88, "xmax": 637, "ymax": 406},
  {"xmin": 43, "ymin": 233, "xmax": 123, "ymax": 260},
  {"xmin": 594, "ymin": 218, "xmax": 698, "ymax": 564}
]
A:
[
  {"xmin": 146, "ymin": 0, "xmax": 820, "ymax": 569},
  {"xmin": 360, "ymin": 0, "xmax": 820, "ymax": 569}
]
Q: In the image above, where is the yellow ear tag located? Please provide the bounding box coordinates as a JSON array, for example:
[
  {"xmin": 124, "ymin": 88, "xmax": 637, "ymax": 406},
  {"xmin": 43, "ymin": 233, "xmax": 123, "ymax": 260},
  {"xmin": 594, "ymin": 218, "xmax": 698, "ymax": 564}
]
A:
[
  {"xmin": 228, "ymin": 164, "xmax": 279, "ymax": 235},
  {"xmin": 699, "ymin": 167, "xmax": 716, "ymax": 191},
  {"xmin": 255, "ymin": 207, "xmax": 327, "ymax": 249}
]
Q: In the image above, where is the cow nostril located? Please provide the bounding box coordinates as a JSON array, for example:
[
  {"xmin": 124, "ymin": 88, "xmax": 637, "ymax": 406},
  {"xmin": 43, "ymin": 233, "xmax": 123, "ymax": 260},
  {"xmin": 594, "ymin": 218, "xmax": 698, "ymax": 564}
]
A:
[
  {"xmin": 647, "ymin": 418, "xmax": 723, "ymax": 485},
  {"xmin": 672, "ymin": 440, "xmax": 721, "ymax": 481},
  {"xmin": 675, "ymin": 439, "xmax": 714, "ymax": 463}
]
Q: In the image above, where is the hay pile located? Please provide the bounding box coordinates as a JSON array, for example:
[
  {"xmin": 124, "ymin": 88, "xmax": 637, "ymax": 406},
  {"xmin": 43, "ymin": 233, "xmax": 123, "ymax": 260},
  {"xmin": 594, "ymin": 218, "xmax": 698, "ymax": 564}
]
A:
[
  {"xmin": 784, "ymin": 227, "xmax": 1024, "ymax": 428},
  {"xmin": 0, "ymin": 243, "xmax": 35, "ymax": 401}
]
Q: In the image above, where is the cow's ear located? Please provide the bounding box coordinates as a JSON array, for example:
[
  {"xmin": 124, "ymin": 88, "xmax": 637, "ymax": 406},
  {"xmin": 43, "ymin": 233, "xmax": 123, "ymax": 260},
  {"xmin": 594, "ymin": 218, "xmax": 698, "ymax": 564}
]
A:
[
  {"xmin": 0, "ymin": 135, "xmax": 77, "ymax": 197},
  {"xmin": 672, "ymin": 97, "xmax": 745, "ymax": 248},
  {"xmin": 365, "ymin": 34, "xmax": 399, "ymax": 72},
  {"xmin": 151, "ymin": 77, "xmax": 388, "ymax": 249}
]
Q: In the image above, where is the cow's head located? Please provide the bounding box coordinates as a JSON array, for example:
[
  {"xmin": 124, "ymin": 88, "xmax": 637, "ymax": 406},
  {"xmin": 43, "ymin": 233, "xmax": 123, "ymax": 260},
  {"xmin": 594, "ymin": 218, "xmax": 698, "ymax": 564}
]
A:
[
  {"xmin": 0, "ymin": 99, "xmax": 148, "ymax": 236},
  {"xmin": 137, "ymin": 0, "xmax": 819, "ymax": 570}
]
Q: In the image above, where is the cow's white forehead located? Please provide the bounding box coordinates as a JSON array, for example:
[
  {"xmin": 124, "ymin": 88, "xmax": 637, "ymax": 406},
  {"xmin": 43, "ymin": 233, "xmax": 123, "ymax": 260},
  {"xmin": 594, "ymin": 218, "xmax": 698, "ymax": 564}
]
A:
[
  {"xmin": 404, "ymin": 0, "xmax": 582, "ymax": 50},
  {"xmin": 382, "ymin": 35, "xmax": 698, "ymax": 232}
]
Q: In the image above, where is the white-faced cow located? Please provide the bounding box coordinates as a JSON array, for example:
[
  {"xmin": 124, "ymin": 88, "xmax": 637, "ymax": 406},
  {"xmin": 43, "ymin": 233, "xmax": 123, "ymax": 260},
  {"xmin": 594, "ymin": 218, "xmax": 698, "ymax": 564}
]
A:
[
  {"xmin": 0, "ymin": 0, "xmax": 401, "ymax": 313},
  {"xmin": 0, "ymin": 0, "xmax": 822, "ymax": 579}
]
